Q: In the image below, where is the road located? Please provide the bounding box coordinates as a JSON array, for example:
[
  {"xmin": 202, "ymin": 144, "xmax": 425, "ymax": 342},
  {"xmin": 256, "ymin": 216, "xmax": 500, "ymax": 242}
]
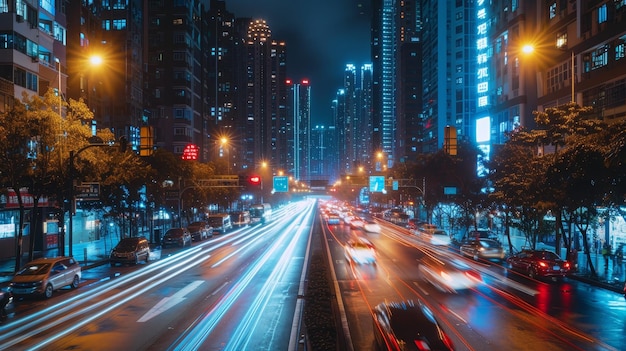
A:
[
  {"xmin": 0, "ymin": 200, "xmax": 316, "ymax": 351},
  {"xmin": 326, "ymin": 216, "xmax": 626, "ymax": 351},
  {"xmin": 3, "ymin": 199, "xmax": 625, "ymax": 350}
]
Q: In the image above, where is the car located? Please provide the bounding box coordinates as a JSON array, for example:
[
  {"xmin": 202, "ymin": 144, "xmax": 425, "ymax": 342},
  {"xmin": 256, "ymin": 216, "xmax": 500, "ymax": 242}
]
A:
[
  {"xmin": 187, "ymin": 221, "xmax": 212, "ymax": 241},
  {"xmin": 460, "ymin": 238, "xmax": 506, "ymax": 262},
  {"xmin": 418, "ymin": 255, "xmax": 482, "ymax": 293},
  {"xmin": 349, "ymin": 217, "xmax": 365, "ymax": 229},
  {"xmin": 110, "ymin": 236, "xmax": 151, "ymax": 266},
  {"xmin": 373, "ymin": 300, "xmax": 455, "ymax": 351},
  {"xmin": 1, "ymin": 286, "xmax": 14, "ymax": 322},
  {"xmin": 10, "ymin": 257, "xmax": 81, "ymax": 299},
  {"xmin": 344, "ymin": 239, "xmax": 377, "ymax": 265},
  {"xmin": 467, "ymin": 229, "xmax": 499, "ymax": 241},
  {"xmin": 363, "ymin": 220, "xmax": 382, "ymax": 233},
  {"xmin": 327, "ymin": 215, "xmax": 341, "ymax": 225},
  {"xmin": 161, "ymin": 228, "xmax": 192, "ymax": 248},
  {"xmin": 428, "ymin": 229, "xmax": 451, "ymax": 246},
  {"xmin": 506, "ymin": 249, "xmax": 571, "ymax": 280}
]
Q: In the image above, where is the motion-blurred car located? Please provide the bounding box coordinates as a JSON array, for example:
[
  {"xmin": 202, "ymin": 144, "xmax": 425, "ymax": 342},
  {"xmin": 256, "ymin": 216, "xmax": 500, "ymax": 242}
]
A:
[
  {"xmin": 349, "ymin": 217, "xmax": 365, "ymax": 229},
  {"xmin": 363, "ymin": 220, "xmax": 382, "ymax": 233},
  {"xmin": 344, "ymin": 239, "xmax": 377, "ymax": 265},
  {"xmin": 506, "ymin": 249, "xmax": 570, "ymax": 280},
  {"xmin": 187, "ymin": 221, "xmax": 212, "ymax": 241},
  {"xmin": 460, "ymin": 238, "xmax": 506, "ymax": 262},
  {"xmin": 110, "ymin": 236, "xmax": 151, "ymax": 266},
  {"xmin": 373, "ymin": 300, "xmax": 455, "ymax": 351},
  {"xmin": 161, "ymin": 228, "xmax": 192, "ymax": 248},
  {"xmin": 418, "ymin": 255, "xmax": 482, "ymax": 293},
  {"xmin": 428, "ymin": 229, "xmax": 451, "ymax": 246},
  {"xmin": 10, "ymin": 257, "xmax": 81, "ymax": 299},
  {"xmin": 327, "ymin": 215, "xmax": 341, "ymax": 225}
]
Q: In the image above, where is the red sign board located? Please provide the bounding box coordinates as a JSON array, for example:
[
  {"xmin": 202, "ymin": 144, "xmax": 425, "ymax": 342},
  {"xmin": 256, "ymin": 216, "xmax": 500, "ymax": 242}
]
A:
[{"xmin": 182, "ymin": 144, "xmax": 199, "ymax": 160}]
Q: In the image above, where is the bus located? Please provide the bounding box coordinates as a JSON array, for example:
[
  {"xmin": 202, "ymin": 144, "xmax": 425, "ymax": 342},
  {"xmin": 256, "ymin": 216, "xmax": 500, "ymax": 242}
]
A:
[{"xmin": 249, "ymin": 203, "xmax": 272, "ymax": 225}]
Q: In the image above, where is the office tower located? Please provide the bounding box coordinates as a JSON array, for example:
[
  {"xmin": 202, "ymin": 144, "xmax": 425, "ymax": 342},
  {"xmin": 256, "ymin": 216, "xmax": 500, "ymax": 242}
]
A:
[
  {"xmin": 287, "ymin": 79, "xmax": 311, "ymax": 182},
  {"xmin": 310, "ymin": 125, "xmax": 337, "ymax": 183}
]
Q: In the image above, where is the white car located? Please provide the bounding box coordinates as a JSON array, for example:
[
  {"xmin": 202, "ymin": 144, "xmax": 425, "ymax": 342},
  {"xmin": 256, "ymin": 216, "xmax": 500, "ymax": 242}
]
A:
[
  {"xmin": 363, "ymin": 220, "xmax": 381, "ymax": 233},
  {"xmin": 418, "ymin": 256, "xmax": 482, "ymax": 293},
  {"xmin": 344, "ymin": 239, "xmax": 377, "ymax": 265},
  {"xmin": 429, "ymin": 229, "xmax": 451, "ymax": 246}
]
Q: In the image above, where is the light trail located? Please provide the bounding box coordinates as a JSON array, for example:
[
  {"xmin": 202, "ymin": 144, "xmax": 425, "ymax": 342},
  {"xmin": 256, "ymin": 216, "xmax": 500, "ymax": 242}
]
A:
[{"xmin": 168, "ymin": 200, "xmax": 315, "ymax": 351}]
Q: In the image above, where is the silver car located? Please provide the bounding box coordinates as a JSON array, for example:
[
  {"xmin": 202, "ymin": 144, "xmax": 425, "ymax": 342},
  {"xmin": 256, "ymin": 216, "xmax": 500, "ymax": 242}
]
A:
[{"xmin": 10, "ymin": 257, "xmax": 81, "ymax": 299}]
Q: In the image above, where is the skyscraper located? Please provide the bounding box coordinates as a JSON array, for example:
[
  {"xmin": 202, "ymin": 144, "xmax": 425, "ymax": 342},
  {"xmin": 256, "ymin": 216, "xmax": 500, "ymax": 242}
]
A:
[
  {"xmin": 238, "ymin": 19, "xmax": 288, "ymax": 173},
  {"xmin": 288, "ymin": 79, "xmax": 311, "ymax": 182}
]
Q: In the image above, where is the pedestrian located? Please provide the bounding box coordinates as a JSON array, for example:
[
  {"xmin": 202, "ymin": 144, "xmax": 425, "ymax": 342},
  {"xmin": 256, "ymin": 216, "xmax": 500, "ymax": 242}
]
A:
[
  {"xmin": 602, "ymin": 243, "xmax": 611, "ymax": 271},
  {"xmin": 615, "ymin": 246, "xmax": 624, "ymax": 276}
]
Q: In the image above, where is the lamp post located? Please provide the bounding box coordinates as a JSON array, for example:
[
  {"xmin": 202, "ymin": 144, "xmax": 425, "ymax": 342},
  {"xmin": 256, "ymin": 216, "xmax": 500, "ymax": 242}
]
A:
[
  {"xmin": 220, "ymin": 137, "xmax": 230, "ymax": 174},
  {"xmin": 67, "ymin": 136, "xmax": 125, "ymax": 257}
]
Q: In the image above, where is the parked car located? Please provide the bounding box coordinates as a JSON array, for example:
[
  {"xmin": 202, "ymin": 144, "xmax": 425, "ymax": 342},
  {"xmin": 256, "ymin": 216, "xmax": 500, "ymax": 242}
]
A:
[
  {"xmin": 373, "ymin": 300, "xmax": 455, "ymax": 351},
  {"xmin": 460, "ymin": 238, "xmax": 506, "ymax": 262},
  {"xmin": 187, "ymin": 221, "xmax": 212, "ymax": 241},
  {"xmin": 0, "ymin": 286, "xmax": 14, "ymax": 322},
  {"xmin": 161, "ymin": 228, "xmax": 192, "ymax": 248},
  {"xmin": 110, "ymin": 236, "xmax": 151, "ymax": 266},
  {"xmin": 344, "ymin": 239, "xmax": 377, "ymax": 265},
  {"xmin": 418, "ymin": 255, "xmax": 482, "ymax": 293},
  {"xmin": 10, "ymin": 257, "xmax": 81, "ymax": 299},
  {"xmin": 506, "ymin": 249, "xmax": 571, "ymax": 280},
  {"xmin": 207, "ymin": 214, "xmax": 233, "ymax": 234},
  {"xmin": 467, "ymin": 229, "xmax": 499, "ymax": 241}
]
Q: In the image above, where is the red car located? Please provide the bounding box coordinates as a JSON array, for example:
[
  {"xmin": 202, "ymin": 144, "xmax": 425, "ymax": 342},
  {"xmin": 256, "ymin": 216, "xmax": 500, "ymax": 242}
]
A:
[{"xmin": 506, "ymin": 249, "xmax": 570, "ymax": 280}]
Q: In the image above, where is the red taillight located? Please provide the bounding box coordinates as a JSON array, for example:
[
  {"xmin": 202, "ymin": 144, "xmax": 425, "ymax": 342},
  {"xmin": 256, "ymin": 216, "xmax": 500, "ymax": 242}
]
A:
[
  {"xmin": 465, "ymin": 270, "xmax": 482, "ymax": 282},
  {"xmin": 538, "ymin": 261, "xmax": 548, "ymax": 268},
  {"xmin": 563, "ymin": 262, "xmax": 570, "ymax": 269},
  {"xmin": 413, "ymin": 339, "xmax": 432, "ymax": 351}
]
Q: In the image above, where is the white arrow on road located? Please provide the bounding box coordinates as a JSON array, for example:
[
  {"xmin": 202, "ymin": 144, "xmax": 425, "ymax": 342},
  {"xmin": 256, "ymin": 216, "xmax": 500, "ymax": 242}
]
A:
[{"xmin": 138, "ymin": 280, "xmax": 204, "ymax": 322}]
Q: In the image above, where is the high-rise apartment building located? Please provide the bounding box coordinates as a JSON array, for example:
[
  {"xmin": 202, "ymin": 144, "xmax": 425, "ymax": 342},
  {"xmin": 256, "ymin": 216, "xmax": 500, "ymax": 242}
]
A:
[
  {"xmin": 207, "ymin": 0, "xmax": 237, "ymax": 169},
  {"xmin": 489, "ymin": 0, "xmax": 626, "ymax": 159},
  {"xmin": 145, "ymin": 0, "xmax": 210, "ymax": 160},
  {"xmin": 0, "ymin": 2, "xmax": 65, "ymax": 111}
]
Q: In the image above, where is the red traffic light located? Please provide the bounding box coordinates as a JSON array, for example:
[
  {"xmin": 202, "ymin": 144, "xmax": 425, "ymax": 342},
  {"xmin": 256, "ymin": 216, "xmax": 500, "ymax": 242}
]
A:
[{"xmin": 248, "ymin": 175, "xmax": 261, "ymax": 185}]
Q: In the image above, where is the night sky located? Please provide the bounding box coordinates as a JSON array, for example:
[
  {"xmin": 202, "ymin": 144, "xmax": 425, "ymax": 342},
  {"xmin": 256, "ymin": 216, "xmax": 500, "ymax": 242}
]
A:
[{"xmin": 224, "ymin": 0, "xmax": 372, "ymax": 125}]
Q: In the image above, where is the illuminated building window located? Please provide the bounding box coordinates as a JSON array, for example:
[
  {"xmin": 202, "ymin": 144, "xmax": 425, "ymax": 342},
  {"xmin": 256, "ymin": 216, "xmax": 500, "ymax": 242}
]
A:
[
  {"xmin": 549, "ymin": 3, "xmax": 557, "ymax": 19},
  {"xmin": 598, "ymin": 4, "xmax": 607, "ymax": 23}
]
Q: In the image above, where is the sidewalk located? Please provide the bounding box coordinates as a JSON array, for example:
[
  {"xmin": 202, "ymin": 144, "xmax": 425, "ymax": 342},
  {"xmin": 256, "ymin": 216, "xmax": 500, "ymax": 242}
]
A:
[{"xmin": 0, "ymin": 239, "xmax": 111, "ymax": 287}]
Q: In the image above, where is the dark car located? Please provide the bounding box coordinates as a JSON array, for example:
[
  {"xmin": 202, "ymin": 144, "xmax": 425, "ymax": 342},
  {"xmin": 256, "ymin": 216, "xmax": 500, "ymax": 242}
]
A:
[
  {"xmin": 460, "ymin": 238, "xmax": 506, "ymax": 262},
  {"xmin": 187, "ymin": 221, "xmax": 212, "ymax": 241},
  {"xmin": 110, "ymin": 236, "xmax": 151, "ymax": 266},
  {"xmin": 373, "ymin": 300, "xmax": 455, "ymax": 351},
  {"xmin": 506, "ymin": 249, "xmax": 571, "ymax": 280},
  {"xmin": 467, "ymin": 229, "xmax": 499, "ymax": 241},
  {"xmin": 161, "ymin": 228, "xmax": 192, "ymax": 248}
]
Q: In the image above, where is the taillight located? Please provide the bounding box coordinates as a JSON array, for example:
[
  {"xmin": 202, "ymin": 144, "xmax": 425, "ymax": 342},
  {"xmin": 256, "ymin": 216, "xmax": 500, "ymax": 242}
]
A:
[
  {"xmin": 538, "ymin": 261, "xmax": 548, "ymax": 268},
  {"xmin": 465, "ymin": 270, "xmax": 482, "ymax": 282},
  {"xmin": 413, "ymin": 339, "xmax": 432, "ymax": 351},
  {"xmin": 563, "ymin": 262, "xmax": 570, "ymax": 269}
]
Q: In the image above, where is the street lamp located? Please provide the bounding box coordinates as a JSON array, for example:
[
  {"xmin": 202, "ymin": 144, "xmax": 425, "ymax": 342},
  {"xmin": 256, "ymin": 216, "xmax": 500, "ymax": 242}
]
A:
[{"xmin": 220, "ymin": 137, "xmax": 230, "ymax": 174}]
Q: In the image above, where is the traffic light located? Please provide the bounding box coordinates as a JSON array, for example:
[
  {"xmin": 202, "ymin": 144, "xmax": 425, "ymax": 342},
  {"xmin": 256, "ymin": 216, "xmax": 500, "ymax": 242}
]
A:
[{"xmin": 248, "ymin": 175, "xmax": 261, "ymax": 186}]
